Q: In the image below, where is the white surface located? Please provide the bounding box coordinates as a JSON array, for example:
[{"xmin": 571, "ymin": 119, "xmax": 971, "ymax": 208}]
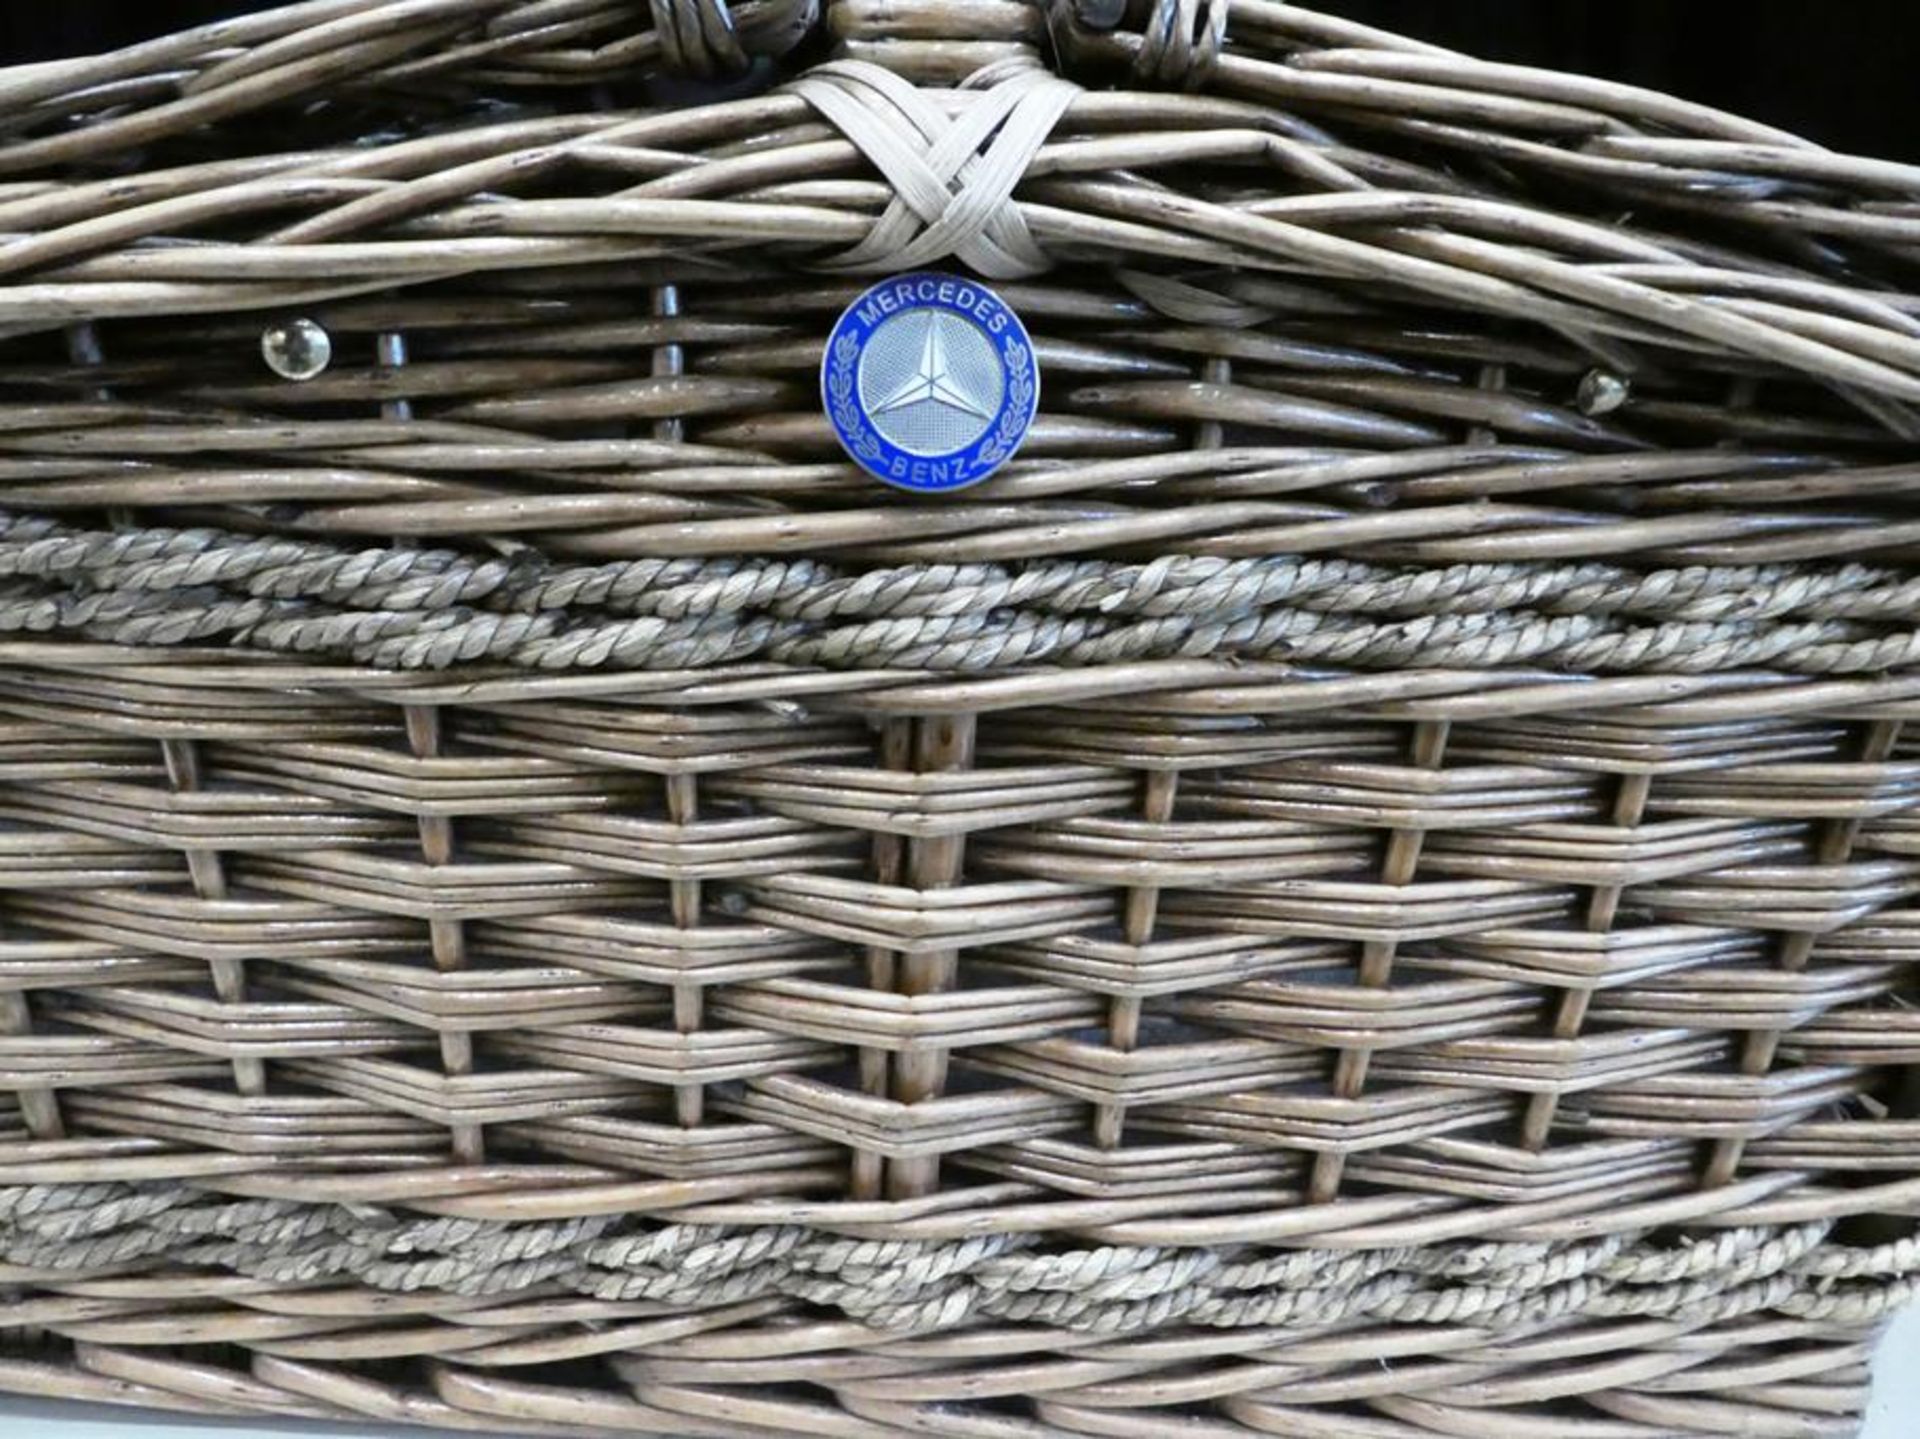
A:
[
  {"xmin": 0, "ymin": 1306, "xmax": 1914, "ymax": 1436},
  {"xmin": 1866, "ymin": 1299, "xmax": 1920, "ymax": 1437}
]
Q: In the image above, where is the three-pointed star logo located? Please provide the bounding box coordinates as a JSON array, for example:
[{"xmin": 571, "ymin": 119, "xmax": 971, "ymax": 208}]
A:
[{"xmin": 871, "ymin": 311, "xmax": 994, "ymax": 421}]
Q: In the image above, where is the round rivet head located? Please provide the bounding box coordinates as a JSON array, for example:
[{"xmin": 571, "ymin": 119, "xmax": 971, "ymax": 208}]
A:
[
  {"xmin": 1073, "ymin": 0, "xmax": 1130, "ymax": 30},
  {"xmin": 261, "ymin": 318, "xmax": 332, "ymax": 381},
  {"xmin": 1576, "ymin": 368, "xmax": 1631, "ymax": 416},
  {"xmin": 822, "ymin": 272, "xmax": 1039, "ymax": 493}
]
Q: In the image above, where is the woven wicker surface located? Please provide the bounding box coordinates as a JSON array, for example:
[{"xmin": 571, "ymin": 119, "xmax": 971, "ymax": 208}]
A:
[{"xmin": 2, "ymin": 0, "xmax": 1920, "ymax": 1434}]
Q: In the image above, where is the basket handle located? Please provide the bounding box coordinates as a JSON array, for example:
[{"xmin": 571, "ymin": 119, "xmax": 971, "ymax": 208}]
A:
[
  {"xmin": 653, "ymin": 0, "xmax": 823, "ymax": 80},
  {"xmin": 822, "ymin": 0, "xmax": 1049, "ymax": 84},
  {"xmin": 1044, "ymin": 0, "xmax": 1231, "ymax": 89},
  {"xmin": 0, "ymin": 0, "xmax": 823, "ymax": 177},
  {"xmin": 0, "ymin": 0, "xmax": 1224, "ymax": 182},
  {"xmin": 814, "ymin": 0, "xmax": 1226, "ymax": 87}
]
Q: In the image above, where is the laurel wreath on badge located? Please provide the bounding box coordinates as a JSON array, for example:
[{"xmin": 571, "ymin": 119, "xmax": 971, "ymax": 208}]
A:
[
  {"xmin": 974, "ymin": 336, "xmax": 1033, "ymax": 472},
  {"xmin": 827, "ymin": 330, "xmax": 1032, "ymax": 482},
  {"xmin": 826, "ymin": 333, "xmax": 883, "ymax": 465}
]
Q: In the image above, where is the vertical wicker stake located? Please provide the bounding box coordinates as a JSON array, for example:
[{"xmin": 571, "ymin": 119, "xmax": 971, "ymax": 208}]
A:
[
  {"xmin": 378, "ymin": 331, "xmax": 412, "ymax": 423},
  {"xmin": 887, "ymin": 712, "xmax": 977, "ymax": 1200},
  {"xmin": 378, "ymin": 328, "xmax": 483, "ymax": 1165},
  {"xmin": 1193, "ymin": 356, "xmax": 1229, "ymax": 450},
  {"xmin": 1098, "ymin": 768, "xmax": 1167, "ymax": 1152},
  {"xmin": 651, "ymin": 284, "xmax": 685, "ymax": 443},
  {"xmin": 851, "ymin": 717, "xmax": 912, "ymax": 1199},
  {"xmin": 1305, "ymin": 699, "xmax": 1449, "ymax": 1198},
  {"xmin": 1702, "ymin": 718, "xmax": 1904, "ymax": 1187},
  {"xmin": 160, "ymin": 738, "xmax": 266, "ymax": 1096},
  {"xmin": 1095, "ymin": 768, "xmax": 1177, "ymax": 1150},
  {"xmin": 1089, "ymin": 346, "xmax": 1229, "ymax": 1150},
  {"xmin": 647, "ymin": 284, "xmax": 708, "ymax": 1125},
  {"xmin": 85, "ymin": 303, "xmax": 267, "ymax": 1102},
  {"xmin": 665, "ymin": 771, "xmax": 706, "ymax": 1127},
  {"xmin": 63, "ymin": 322, "xmax": 108, "ymax": 403},
  {"xmin": 1306, "ymin": 361, "xmax": 1470, "ymax": 1204},
  {"xmin": 652, "ymin": 285, "xmax": 707, "ymax": 1128},
  {"xmin": 406, "ymin": 702, "xmax": 482, "ymax": 1164},
  {"xmin": 1586, "ymin": 773, "xmax": 1652, "ymax": 936},
  {"xmin": 76, "ymin": 318, "xmax": 251, "ymax": 1103},
  {"xmin": 1520, "ymin": 771, "xmax": 1651, "ymax": 1151}
]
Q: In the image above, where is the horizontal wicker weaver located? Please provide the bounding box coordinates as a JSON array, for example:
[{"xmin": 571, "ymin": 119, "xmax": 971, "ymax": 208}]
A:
[{"xmin": 1, "ymin": 0, "xmax": 1919, "ymax": 1434}]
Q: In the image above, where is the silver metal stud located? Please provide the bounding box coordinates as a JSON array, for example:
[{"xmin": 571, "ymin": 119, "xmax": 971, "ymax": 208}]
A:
[
  {"xmin": 1073, "ymin": 0, "xmax": 1130, "ymax": 29},
  {"xmin": 260, "ymin": 318, "xmax": 333, "ymax": 381},
  {"xmin": 1576, "ymin": 368, "xmax": 1631, "ymax": 417}
]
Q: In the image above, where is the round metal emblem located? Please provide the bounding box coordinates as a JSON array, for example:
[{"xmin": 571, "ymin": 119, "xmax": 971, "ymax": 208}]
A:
[{"xmin": 822, "ymin": 272, "xmax": 1039, "ymax": 492}]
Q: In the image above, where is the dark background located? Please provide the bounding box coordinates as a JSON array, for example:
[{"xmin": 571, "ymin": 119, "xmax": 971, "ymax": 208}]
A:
[{"xmin": 2, "ymin": 1, "xmax": 1915, "ymax": 160}]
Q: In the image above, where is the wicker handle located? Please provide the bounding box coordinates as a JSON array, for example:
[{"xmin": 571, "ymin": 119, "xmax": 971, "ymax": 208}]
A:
[
  {"xmin": 1047, "ymin": 0, "xmax": 1231, "ymax": 88},
  {"xmin": 817, "ymin": 0, "xmax": 1226, "ymax": 86},
  {"xmin": 0, "ymin": 0, "xmax": 820, "ymax": 178},
  {"xmin": 651, "ymin": 0, "xmax": 823, "ymax": 80},
  {"xmin": 823, "ymin": 0, "xmax": 1049, "ymax": 84},
  {"xmin": 0, "ymin": 0, "xmax": 1228, "ymax": 183}
]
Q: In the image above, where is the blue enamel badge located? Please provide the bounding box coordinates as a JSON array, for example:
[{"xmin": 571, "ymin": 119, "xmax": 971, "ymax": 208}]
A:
[{"xmin": 822, "ymin": 272, "xmax": 1038, "ymax": 492}]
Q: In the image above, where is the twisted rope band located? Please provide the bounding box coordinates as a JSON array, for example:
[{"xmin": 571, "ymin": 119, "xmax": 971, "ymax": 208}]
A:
[
  {"xmin": 3, "ymin": 511, "xmax": 1920, "ymax": 672},
  {"xmin": 13, "ymin": 513, "xmax": 1920, "ymax": 624},
  {"xmin": 1, "ymin": 1183, "xmax": 1913, "ymax": 1335}
]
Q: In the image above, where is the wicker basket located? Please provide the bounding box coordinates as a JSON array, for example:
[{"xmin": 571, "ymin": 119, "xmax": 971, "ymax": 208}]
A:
[{"xmin": 1, "ymin": 1, "xmax": 1918, "ymax": 1434}]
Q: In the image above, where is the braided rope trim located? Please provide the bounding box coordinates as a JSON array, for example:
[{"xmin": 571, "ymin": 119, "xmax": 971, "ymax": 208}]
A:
[
  {"xmin": 1, "ymin": 1183, "xmax": 1915, "ymax": 1334},
  {"xmin": 2, "ymin": 511, "xmax": 1920, "ymax": 673}
]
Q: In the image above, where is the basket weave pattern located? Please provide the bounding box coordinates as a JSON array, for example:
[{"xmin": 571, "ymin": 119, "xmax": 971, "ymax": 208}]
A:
[{"xmin": 0, "ymin": 1, "xmax": 1919, "ymax": 1434}]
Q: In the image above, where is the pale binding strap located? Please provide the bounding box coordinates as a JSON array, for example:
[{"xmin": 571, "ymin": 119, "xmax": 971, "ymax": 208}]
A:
[{"xmin": 787, "ymin": 58, "xmax": 1080, "ymax": 279}]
